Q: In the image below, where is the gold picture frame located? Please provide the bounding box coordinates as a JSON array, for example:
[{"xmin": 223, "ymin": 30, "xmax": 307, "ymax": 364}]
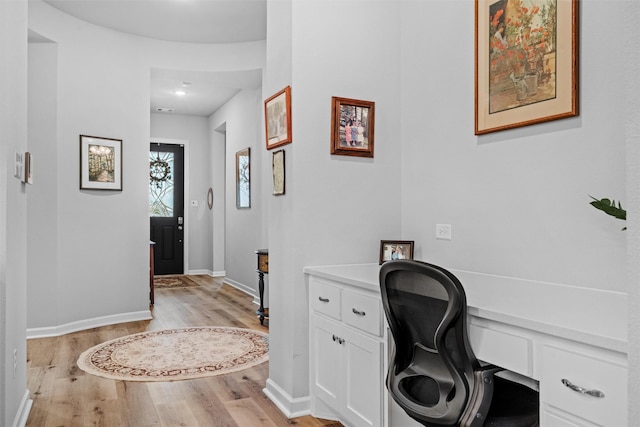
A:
[
  {"xmin": 264, "ymin": 86, "xmax": 292, "ymax": 150},
  {"xmin": 475, "ymin": 0, "xmax": 578, "ymax": 134}
]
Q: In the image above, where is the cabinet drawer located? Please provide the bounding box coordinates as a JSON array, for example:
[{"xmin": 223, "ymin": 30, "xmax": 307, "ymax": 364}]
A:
[
  {"xmin": 310, "ymin": 279, "xmax": 341, "ymax": 320},
  {"xmin": 542, "ymin": 345, "xmax": 627, "ymax": 427},
  {"xmin": 341, "ymin": 289, "xmax": 382, "ymax": 337}
]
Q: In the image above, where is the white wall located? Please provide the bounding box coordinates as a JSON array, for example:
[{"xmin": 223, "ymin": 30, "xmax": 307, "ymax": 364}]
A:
[
  {"xmin": 27, "ymin": 42, "xmax": 58, "ymax": 329},
  {"xmin": 623, "ymin": 0, "xmax": 640, "ymax": 420},
  {"xmin": 26, "ymin": 0, "xmax": 265, "ymax": 335},
  {"xmin": 264, "ymin": 0, "xmax": 403, "ymax": 413},
  {"xmin": 263, "ymin": 0, "xmax": 638, "ymax": 421},
  {"xmin": 150, "ymin": 113, "xmax": 213, "ymax": 273},
  {"xmin": 210, "ymin": 89, "xmax": 264, "ymax": 294},
  {"xmin": 400, "ymin": 0, "xmax": 626, "ymax": 291},
  {"xmin": 1, "ymin": 0, "xmax": 30, "ymax": 424}
]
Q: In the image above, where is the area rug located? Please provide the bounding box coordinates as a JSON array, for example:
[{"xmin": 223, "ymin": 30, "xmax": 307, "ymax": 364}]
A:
[
  {"xmin": 153, "ymin": 276, "xmax": 199, "ymax": 288},
  {"xmin": 77, "ymin": 327, "xmax": 269, "ymax": 382}
]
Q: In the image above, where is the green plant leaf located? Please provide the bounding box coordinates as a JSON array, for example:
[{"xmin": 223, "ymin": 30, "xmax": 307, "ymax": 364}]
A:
[{"xmin": 589, "ymin": 196, "xmax": 627, "ymax": 222}]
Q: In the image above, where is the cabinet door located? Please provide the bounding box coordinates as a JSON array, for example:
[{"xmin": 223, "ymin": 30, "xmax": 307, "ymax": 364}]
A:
[
  {"xmin": 312, "ymin": 315, "xmax": 343, "ymax": 409},
  {"xmin": 343, "ymin": 327, "xmax": 383, "ymax": 427}
]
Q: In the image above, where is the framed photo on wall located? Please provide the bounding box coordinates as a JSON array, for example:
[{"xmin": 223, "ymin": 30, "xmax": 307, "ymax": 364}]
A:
[
  {"xmin": 475, "ymin": 0, "xmax": 578, "ymax": 134},
  {"xmin": 236, "ymin": 147, "xmax": 251, "ymax": 208},
  {"xmin": 272, "ymin": 149, "xmax": 285, "ymax": 196},
  {"xmin": 264, "ymin": 86, "xmax": 292, "ymax": 150},
  {"xmin": 331, "ymin": 96, "xmax": 375, "ymax": 158},
  {"xmin": 379, "ymin": 240, "xmax": 414, "ymax": 265},
  {"xmin": 79, "ymin": 135, "xmax": 123, "ymax": 191}
]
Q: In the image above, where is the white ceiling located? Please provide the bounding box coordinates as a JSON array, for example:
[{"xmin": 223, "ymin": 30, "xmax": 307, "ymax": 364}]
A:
[{"xmin": 41, "ymin": 0, "xmax": 266, "ymax": 117}]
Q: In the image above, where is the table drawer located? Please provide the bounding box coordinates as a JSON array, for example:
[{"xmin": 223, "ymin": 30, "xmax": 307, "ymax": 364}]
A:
[
  {"xmin": 341, "ymin": 289, "xmax": 382, "ymax": 337},
  {"xmin": 310, "ymin": 279, "xmax": 341, "ymax": 320},
  {"xmin": 542, "ymin": 345, "xmax": 627, "ymax": 427}
]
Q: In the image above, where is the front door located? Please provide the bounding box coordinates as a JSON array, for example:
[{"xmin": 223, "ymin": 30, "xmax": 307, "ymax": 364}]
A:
[{"xmin": 150, "ymin": 143, "xmax": 184, "ymax": 275}]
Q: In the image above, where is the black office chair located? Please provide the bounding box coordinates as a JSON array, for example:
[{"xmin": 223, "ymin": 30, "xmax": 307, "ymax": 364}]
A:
[{"xmin": 380, "ymin": 260, "xmax": 539, "ymax": 427}]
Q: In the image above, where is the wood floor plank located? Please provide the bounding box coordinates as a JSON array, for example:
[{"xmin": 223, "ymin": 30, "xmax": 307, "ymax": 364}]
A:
[
  {"xmin": 225, "ymin": 397, "xmax": 278, "ymax": 427},
  {"xmin": 26, "ymin": 274, "xmax": 342, "ymax": 427}
]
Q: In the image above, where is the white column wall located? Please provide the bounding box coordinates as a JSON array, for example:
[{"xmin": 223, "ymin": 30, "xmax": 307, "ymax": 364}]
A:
[
  {"xmin": 264, "ymin": 0, "xmax": 403, "ymax": 413},
  {"xmin": 1, "ymin": 0, "xmax": 30, "ymax": 424}
]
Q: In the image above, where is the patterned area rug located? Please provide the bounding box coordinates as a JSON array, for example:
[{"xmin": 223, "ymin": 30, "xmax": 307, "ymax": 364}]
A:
[
  {"xmin": 153, "ymin": 276, "xmax": 199, "ymax": 288},
  {"xmin": 77, "ymin": 327, "xmax": 269, "ymax": 382}
]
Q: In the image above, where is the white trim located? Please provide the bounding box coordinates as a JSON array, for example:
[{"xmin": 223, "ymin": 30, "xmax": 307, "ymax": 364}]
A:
[
  {"xmin": 187, "ymin": 269, "xmax": 213, "ymax": 275},
  {"xmin": 26, "ymin": 310, "xmax": 152, "ymax": 339},
  {"xmin": 223, "ymin": 278, "xmax": 256, "ymax": 299},
  {"xmin": 150, "ymin": 137, "xmax": 189, "ymax": 274},
  {"xmin": 11, "ymin": 390, "xmax": 32, "ymax": 427},
  {"xmin": 263, "ymin": 379, "xmax": 311, "ymax": 419},
  {"xmin": 211, "ymin": 270, "xmax": 226, "ymax": 277}
]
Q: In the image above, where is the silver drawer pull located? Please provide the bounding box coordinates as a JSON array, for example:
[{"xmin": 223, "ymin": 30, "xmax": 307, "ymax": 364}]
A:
[
  {"xmin": 318, "ymin": 296, "xmax": 330, "ymax": 303},
  {"xmin": 352, "ymin": 308, "xmax": 366, "ymax": 316},
  {"xmin": 561, "ymin": 379, "xmax": 605, "ymax": 398}
]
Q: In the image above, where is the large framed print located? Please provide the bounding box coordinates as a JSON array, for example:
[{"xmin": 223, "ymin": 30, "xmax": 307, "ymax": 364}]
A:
[
  {"xmin": 264, "ymin": 86, "xmax": 292, "ymax": 150},
  {"xmin": 475, "ymin": 0, "xmax": 578, "ymax": 135},
  {"xmin": 79, "ymin": 135, "xmax": 123, "ymax": 191}
]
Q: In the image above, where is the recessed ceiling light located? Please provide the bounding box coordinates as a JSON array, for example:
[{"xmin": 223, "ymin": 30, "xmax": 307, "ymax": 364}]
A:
[
  {"xmin": 156, "ymin": 107, "xmax": 175, "ymax": 113},
  {"xmin": 173, "ymin": 90, "xmax": 187, "ymax": 96},
  {"xmin": 181, "ymin": 82, "xmax": 192, "ymax": 87}
]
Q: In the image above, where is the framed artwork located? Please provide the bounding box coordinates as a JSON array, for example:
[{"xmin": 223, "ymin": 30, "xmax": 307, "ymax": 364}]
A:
[
  {"xmin": 264, "ymin": 86, "xmax": 292, "ymax": 150},
  {"xmin": 475, "ymin": 0, "xmax": 578, "ymax": 135},
  {"xmin": 272, "ymin": 149, "xmax": 285, "ymax": 196},
  {"xmin": 331, "ymin": 96, "xmax": 375, "ymax": 158},
  {"xmin": 379, "ymin": 240, "xmax": 415, "ymax": 265},
  {"xmin": 236, "ymin": 147, "xmax": 250, "ymax": 209},
  {"xmin": 79, "ymin": 135, "xmax": 123, "ymax": 191}
]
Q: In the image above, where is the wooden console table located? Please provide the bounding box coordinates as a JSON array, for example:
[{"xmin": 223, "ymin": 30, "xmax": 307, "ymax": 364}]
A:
[{"xmin": 256, "ymin": 249, "xmax": 269, "ymax": 325}]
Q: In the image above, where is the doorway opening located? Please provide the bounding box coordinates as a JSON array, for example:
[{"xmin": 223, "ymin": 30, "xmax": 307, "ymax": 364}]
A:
[{"xmin": 150, "ymin": 142, "xmax": 185, "ymax": 275}]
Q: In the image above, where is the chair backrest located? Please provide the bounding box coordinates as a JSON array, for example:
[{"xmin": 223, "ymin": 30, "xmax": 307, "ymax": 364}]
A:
[{"xmin": 380, "ymin": 259, "xmax": 480, "ymax": 426}]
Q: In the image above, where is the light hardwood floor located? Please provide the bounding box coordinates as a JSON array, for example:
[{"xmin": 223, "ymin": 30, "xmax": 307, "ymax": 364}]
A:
[{"xmin": 26, "ymin": 275, "xmax": 342, "ymax": 427}]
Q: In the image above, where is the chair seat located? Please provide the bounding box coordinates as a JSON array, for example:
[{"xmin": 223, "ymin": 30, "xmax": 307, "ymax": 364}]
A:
[{"xmin": 484, "ymin": 376, "xmax": 539, "ymax": 427}]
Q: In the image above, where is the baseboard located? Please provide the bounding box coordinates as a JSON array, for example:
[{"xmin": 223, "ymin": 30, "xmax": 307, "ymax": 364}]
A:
[
  {"xmin": 263, "ymin": 378, "xmax": 311, "ymax": 418},
  {"xmin": 187, "ymin": 269, "xmax": 212, "ymax": 275},
  {"xmin": 12, "ymin": 389, "xmax": 32, "ymax": 427},
  {"xmin": 26, "ymin": 310, "xmax": 153, "ymax": 339},
  {"xmin": 186, "ymin": 270, "xmax": 225, "ymax": 277},
  {"xmin": 223, "ymin": 278, "xmax": 257, "ymax": 299}
]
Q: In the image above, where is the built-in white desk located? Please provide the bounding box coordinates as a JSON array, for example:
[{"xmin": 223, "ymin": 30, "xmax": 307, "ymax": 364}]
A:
[{"xmin": 304, "ymin": 263, "xmax": 628, "ymax": 427}]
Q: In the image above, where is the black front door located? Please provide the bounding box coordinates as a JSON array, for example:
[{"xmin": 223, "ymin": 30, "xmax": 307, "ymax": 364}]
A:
[{"xmin": 150, "ymin": 143, "xmax": 184, "ymax": 275}]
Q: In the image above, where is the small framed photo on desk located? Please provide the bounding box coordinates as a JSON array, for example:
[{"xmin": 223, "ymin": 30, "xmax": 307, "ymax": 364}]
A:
[{"xmin": 379, "ymin": 240, "xmax": 414, "ymax": 264}]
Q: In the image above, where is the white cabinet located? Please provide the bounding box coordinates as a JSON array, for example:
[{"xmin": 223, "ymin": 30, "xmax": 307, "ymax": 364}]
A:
[
  {"xmin": 540, "ymin": 345, "xmax": 627, "ymax": 427},
  {"xmin": 309, "ymin": 277, "xmax": 384, "ymax": 427},
  {"xmin": 304, "ymin": 263, "xmax": 629, "ymax": 427}
]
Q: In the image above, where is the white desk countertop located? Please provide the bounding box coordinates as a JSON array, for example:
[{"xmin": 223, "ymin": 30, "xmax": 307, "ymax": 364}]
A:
[{"xmin": 304, "ymin": 263, "xmax": 628, "ymax": 354}]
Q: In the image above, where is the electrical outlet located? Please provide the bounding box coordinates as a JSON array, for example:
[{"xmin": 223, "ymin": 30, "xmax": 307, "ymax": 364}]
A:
[{"xmin": 436, "ymin": 224, "xmax": 452, "ymax": 240}]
